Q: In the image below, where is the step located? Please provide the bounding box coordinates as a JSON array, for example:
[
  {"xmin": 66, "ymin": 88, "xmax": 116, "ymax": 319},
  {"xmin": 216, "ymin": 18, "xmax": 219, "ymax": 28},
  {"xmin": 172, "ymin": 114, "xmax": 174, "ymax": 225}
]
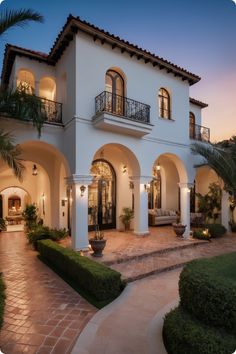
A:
[
  {"xmin": 110, "ymin": 241, "xmax": 210, "ymax": 282},
  {"xmin": 102, "ymin": 239, "xmax": 205, "ymax": 266}
]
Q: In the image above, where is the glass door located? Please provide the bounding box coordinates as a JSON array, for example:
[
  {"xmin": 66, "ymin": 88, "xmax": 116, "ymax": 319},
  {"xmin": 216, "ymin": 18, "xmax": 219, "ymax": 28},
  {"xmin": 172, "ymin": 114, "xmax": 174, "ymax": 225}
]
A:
[{"xmin": 88, "ymin": 160, "xmax": 116, "ymax": 231}]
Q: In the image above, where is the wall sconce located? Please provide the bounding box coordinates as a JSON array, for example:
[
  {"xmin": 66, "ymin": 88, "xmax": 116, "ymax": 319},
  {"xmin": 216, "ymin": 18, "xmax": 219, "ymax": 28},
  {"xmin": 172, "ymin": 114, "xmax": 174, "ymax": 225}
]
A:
[
  {"xmin": 129, "ymin": 181, "xmax": 134, "ymax": 190},
  {"xmin": 144, "ymin": 183, "xmax": 150, "ymax": 192},
  {"xmin": 61, "ymin": 197, "xmax": 68, "ymax": 207},
  {"xmin": 156, "ymin": 163, "xmax": 161, "ymax": 172},
  {"xmin": 32, "ymin": 164, "xmax": 38, "ymax": 176},
  {"xmin": 122, "ymin": 164, "xmax": 127, "ymax": 174},
  {"xmin": 80, "ymin": 185, "xmax": 86, "ymax": 197}
]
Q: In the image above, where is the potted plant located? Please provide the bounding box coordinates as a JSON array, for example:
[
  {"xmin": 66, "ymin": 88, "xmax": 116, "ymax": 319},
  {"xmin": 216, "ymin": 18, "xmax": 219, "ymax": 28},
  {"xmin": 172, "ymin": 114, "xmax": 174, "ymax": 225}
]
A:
[
  {"xmin": 22, "ymin": 204, "xmax": 38, "ymax": 232},
  {"xmin": 0, "ymin": 218, "xmax": 6, "ymax": 232},
  {"xmin": 172, "ymin": 212, "xmax": 186, "ymax": 237},
  {"xmin": 89, "ymin": 225, "xmax": 106, "ymax": 257},
  {"xmin": 119, "ymin": 207, "xmax": 134, "ymax": 231}
]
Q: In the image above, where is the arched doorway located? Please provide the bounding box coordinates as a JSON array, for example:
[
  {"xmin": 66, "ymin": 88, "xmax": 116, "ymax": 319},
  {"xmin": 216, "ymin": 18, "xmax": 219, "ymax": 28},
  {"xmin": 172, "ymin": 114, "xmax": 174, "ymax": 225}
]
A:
[{"xmin": 88, "ymin": 159, "xmax": 116, "ymax": 231}]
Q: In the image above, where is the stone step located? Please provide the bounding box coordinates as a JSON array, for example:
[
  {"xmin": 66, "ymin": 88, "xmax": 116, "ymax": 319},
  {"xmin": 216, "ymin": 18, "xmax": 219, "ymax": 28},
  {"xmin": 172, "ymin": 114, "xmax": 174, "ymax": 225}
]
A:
[
  {"xmin": 102, "ymin": 239, "xmax": 204, "ymax": 266},
  {"xmin": 110, "ymin": 241, "xmax": 212, "ymax": 282}
]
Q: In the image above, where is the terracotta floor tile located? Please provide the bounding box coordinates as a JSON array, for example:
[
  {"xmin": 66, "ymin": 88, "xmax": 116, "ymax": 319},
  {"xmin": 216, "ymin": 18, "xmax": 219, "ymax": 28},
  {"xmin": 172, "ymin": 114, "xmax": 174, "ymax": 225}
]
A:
[
  {"xmin": 0, "ymin": 231, "xmax": 97, "ymax": 354},
  {"xmin": 43, "ymin": 336, "xmax": 58, "ymax": 347},
  {"xmin": 51, "ymin": 338, "xmax": 71, "ymax": 354}
]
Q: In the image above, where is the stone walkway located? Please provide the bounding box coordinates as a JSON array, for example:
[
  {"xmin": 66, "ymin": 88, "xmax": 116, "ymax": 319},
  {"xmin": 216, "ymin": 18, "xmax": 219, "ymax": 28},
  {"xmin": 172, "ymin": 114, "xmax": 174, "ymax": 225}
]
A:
[
  {"xmin": 72, "ymin": 269, "xmax": 181, "ymax": 354},
  {"xmin": 0, "ymin": 232, "xmax": 97, "ymax": 354}
]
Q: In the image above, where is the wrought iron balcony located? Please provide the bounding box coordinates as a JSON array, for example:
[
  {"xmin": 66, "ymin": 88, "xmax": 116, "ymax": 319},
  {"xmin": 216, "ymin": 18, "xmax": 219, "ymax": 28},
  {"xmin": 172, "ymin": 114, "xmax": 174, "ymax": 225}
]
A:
[
  {"xmin": 40, "ymin": 97, "xmax": 62, "ymax": 124},
  {"xmin": 189, "ymin": 123, "xmax": 210, "ymax": 142},
  {"xmin": 95, "ymin": 91, "xmax": 150, "ymax": 123}
]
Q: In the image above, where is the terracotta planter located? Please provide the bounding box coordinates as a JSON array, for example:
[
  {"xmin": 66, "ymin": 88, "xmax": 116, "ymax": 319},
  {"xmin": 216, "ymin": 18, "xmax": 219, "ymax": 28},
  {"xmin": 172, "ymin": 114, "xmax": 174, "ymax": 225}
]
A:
[
  {"xmin": 173, "ymin": 224, "xmax": 186, "ymax": 237},
  {"xmin": 89, "ymin": 239, "xmax": 107, "ymax": 257}
]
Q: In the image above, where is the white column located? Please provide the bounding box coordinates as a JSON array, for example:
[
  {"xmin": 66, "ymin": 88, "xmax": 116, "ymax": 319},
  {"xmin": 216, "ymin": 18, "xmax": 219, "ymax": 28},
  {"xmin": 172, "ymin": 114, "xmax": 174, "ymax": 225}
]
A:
[
  {"xmin": 179, "ymin": 183, "xmax": 191, "ymax": 238},
  {"xmin": 221, "ymin": 190, "xmax": 230, "ymax": 231},
  {"xmin": 132, "ymin": 176, "xmax": 152, "ymax": 236},
  {"xmin": 66, "ymin": 175, "xmax": 93, "ymax": 250},
  {"xmin": 35, "ymin": 80, "xmax": 40, "ymax": 96}
]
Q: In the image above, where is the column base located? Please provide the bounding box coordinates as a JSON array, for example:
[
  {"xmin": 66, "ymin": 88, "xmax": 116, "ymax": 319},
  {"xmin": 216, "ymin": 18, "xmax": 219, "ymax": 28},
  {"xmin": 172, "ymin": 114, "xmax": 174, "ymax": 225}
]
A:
[{"xmin": 133, "ymin": 230, "xmax": 150, "ymax": 236}]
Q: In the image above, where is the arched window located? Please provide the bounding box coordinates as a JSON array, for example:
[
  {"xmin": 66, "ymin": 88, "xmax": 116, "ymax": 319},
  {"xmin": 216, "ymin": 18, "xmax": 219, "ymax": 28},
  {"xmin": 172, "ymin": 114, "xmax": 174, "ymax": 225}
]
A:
[
  {"xmin": 17, "ymin": 69, "xmax": 35, "ymax": 94},
  {"xmin": 159, "ymin": 88, "xmax": 171, "ymax": 119},
  {"xmin": 105, "ymin": 70, "xmax": 124, "ymax": 115},
  {"xmin": 189, "ymin": 112, "xmax": 195, "ymax": 139},
  {"xmin": 39, "ymin": 77, "xmax": 56, "ymax": 101}
]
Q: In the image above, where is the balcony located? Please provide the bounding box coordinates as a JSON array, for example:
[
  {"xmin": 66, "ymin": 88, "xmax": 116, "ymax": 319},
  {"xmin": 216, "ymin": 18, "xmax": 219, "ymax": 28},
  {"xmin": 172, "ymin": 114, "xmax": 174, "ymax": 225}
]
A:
[
  {"xmin": 40, "ymin": 97, "xmax": 62, "ymax": 124},
  {"xmin": 93, "ymin": 91, "xmax": 152, "ymax": 137},
  {"xmin": 190, "ymin": 123, "xmax": 210, "ymax": 142},
  {"xmin": 0, "ymin": 93, "xmax": 62, "ymax": 125}
]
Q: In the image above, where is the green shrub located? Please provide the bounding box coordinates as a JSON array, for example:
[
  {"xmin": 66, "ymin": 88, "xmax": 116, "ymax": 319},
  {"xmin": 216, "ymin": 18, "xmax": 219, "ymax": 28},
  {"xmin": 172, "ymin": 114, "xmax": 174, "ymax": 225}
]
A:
[
  {"xmin": 163, "ymin": 307, "xmax": 236, "ymax": 354},
  {"xmin": 204, "ymin": 223, "xmax": 226, "ymax": 238},
  {"xmin": 22, "ymin": 204, "xmax": 37, "ymax": 231},
  {"xmin": 192, "ymin": 228, "xmax": 211, "ymax": 241},
  {"xmin": 27, "ymin": 225, "xmax": 68, "ymax": 249},
  {"xmin": 0, "ymin": 273, "xmax": 6, "ymax": 329},
  {"xmin": 0, "ymin": 218, "xmax": 6, "ymax": 231},
  {"xmin": 179, "ymin": 253, "xmax": 236, "ymax": 333},
  {"xmin": 37, "ymin": 239, "xmax": 122, "ymax": 302}
]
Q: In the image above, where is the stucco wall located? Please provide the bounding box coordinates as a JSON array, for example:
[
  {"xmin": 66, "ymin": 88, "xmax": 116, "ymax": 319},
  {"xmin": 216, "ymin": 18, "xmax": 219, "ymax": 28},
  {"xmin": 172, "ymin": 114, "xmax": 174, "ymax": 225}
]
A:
[{"xmin": 75, "ymin": 31, "xmax": 191, "ymax": 145}]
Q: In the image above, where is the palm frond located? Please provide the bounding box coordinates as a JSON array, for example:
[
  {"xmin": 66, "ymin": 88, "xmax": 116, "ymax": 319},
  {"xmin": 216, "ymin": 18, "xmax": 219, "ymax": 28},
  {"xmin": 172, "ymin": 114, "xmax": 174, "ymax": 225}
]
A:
[
  {"xmin": 0, "ymin": 9, "xmax": 43, "ymax": 36},
  {"xmin": 191, "ymin": 142, "xmax": 236, "ymax": 201},
  {"xmin": 0, "ymin": 130, "xmax": 25, "ymax": 180}
]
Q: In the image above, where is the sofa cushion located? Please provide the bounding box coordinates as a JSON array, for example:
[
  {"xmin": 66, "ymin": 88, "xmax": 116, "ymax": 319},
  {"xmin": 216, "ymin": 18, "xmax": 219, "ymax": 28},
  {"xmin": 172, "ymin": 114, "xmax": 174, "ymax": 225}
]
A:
[{"xmin": 169, "ymin": 210, "xmax": 176, "ymax": 216}]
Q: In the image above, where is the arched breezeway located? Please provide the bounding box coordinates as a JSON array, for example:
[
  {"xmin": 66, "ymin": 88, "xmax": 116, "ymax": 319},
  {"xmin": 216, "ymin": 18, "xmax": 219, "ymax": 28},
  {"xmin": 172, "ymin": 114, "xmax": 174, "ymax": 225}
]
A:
[
  {"xmin": 149, "ymin": 152, "xmax": 193, "ymax": 236},
  {"xmin": 0, "ymin": 140, "xmax": 70, "ymax": 231}
]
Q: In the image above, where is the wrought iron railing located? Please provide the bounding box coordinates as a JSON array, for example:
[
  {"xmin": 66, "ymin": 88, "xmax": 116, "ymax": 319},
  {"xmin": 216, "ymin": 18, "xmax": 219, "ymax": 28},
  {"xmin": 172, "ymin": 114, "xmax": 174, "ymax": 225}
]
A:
[
  {"xmin": 95, "ymin": 91, "xmax": 150, "ymax": 123},
  {"xmin": 189, "ymin": 123, "xmax": 210, "ymax": 142},
  {"xmin": 40, "ymin": 97, "xmax": 62, "ymax": 124}
]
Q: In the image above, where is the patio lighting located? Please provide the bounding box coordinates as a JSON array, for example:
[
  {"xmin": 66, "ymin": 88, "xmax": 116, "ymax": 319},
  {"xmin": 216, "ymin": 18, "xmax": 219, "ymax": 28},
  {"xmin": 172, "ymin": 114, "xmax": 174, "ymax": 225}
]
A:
[
  {"xmin": 80, "ymin": 185, "xmax": 86, "ymax": 197},
  {"xmin": 122, "ymin": 164, "xmax": 127, "ymax": 174},
  {"xmin": 32, "ymin": 164, "xmax": 38, "ymax": 176}
]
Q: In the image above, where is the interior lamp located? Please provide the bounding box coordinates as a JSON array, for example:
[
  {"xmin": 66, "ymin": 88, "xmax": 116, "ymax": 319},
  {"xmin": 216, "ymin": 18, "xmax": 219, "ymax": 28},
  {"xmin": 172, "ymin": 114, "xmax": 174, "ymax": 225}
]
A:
[{"xmin": 32, "ymin": 164, "xmax": 38, "ymax": 176}]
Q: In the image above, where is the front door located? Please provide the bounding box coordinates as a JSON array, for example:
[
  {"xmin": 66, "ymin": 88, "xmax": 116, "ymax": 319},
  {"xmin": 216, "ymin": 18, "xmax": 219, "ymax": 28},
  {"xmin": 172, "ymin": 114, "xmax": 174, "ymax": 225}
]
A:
[{"xmin": 88, "ymin": 160, "xmax": 116, "ymax": 231}]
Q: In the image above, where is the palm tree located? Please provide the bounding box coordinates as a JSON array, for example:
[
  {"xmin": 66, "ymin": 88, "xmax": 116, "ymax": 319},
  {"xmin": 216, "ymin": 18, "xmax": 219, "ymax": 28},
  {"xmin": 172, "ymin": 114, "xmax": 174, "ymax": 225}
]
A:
[
  {"xmin": 0, "ymin": 130, "xmax": 24, "ymax": 180},
  {"xmin": 0, "ymin": 8, "xmax": 43, "ymax": 36},
  {"xmin": 0, "ymin": 8, "xmax": 44, "ymax": 179},
  {"xmin": 191, "ymin": 137, "xmax": 236, "ymax": 223}
]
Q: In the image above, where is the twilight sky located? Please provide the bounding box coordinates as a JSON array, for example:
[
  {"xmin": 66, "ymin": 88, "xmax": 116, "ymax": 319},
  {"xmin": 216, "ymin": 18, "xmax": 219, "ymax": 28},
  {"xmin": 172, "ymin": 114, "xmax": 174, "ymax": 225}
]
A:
[{"xmin": 0, "ymin": 0, "xmax": 236, "ymax": 141}]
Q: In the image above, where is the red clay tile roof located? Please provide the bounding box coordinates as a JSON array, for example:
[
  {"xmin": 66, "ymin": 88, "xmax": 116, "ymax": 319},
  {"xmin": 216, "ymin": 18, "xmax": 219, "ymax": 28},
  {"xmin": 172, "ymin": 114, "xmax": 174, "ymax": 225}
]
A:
[
  {"xmin": 1, "ymin": 14, "xmax": 201, "ymax": 86},
  {"xmin": 189, "ymin": 97, "xmax": 208, "ymax": 108}
]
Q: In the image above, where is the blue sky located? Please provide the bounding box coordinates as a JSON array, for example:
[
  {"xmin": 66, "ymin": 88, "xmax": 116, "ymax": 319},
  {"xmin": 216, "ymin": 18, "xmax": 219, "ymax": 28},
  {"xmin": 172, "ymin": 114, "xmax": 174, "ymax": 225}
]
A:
[{"xmin": 1, "ymin": 0, "xmax": 236, "ymax": 140}]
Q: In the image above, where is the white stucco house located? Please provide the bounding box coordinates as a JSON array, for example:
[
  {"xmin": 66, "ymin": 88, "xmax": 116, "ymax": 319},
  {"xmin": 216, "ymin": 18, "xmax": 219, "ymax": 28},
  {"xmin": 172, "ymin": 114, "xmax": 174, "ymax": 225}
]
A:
[{"xmin": 0, "ymin": 15, "xmax": 219, "ymax": 250}]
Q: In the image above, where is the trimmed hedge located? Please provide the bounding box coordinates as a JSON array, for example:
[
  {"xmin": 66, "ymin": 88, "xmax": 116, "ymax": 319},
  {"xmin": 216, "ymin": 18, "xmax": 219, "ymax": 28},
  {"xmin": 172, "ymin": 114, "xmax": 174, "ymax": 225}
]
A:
[
  {"xmin": 37, "ymin": 239, "xmax": 122, "ymax": 302},
  {"xmin": 0, "ymin": 273, "xmax": 6, "ymax": 329},
  {"xmin": 27, "ymin": 225, "xmax": 68, "ymax": 249},
  {"xmin": 204, "ymin": 223, "xmax": 226, "ymax": 238},
  {"xmin": 179, "ymin": 253, "xmax": 236, "ymax": 333},
  {"xmin": 163, "ymin": 307, "xmax": 236, "ymax": 354}
]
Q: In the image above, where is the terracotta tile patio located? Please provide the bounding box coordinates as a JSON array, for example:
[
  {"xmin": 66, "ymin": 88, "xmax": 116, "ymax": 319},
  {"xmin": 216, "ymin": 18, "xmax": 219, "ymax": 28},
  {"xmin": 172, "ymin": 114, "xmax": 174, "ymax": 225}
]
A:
[
  {"xmin": 61, "ymin": 226, "xmax": 205, "ymax": 264},
  {"xmin": 0, "ymin": 232, "xmax": 97, "ymax": 354},
  {"xmin": 61, "ymin": 226, "xmax": 236, "ymax": 281}
]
